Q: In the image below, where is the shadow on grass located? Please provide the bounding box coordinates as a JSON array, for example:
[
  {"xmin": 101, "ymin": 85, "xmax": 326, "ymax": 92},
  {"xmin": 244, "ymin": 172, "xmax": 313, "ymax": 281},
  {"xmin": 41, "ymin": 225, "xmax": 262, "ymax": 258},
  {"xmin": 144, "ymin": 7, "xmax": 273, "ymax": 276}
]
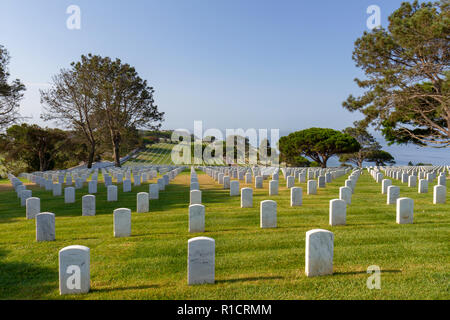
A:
[
  {"xmin": 216, "ymin": 276, "xmax": 283, "ymax": 284},
  {"xmin": 0, "ymin": 173, "xmax": 284, "ymax": 221},
  {"xmin": 213, "ymin": 228, "xmax": 250, "ymax": 233},
  {"xmin": 130, "ymin": 232, "xmax": 178, "ymax": 237},
  {"xmin": 334, "ymin": 270, "xmax": 401, "ymax": 276},
  {"xmin": 91, "ymin": 284, "xmax": 159, "ymax": 293},
  {"xmin": 0, "ymin": 249, "xmax": 57, "ymax": 299}
]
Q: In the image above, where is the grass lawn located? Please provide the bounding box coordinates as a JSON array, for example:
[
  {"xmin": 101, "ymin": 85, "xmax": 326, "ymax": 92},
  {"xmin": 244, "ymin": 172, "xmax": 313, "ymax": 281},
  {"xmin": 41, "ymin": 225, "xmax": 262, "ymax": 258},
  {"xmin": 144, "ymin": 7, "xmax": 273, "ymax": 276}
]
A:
[{"xmin": 0, "ymin": 169, "xmax": 449, "ymax": 299}]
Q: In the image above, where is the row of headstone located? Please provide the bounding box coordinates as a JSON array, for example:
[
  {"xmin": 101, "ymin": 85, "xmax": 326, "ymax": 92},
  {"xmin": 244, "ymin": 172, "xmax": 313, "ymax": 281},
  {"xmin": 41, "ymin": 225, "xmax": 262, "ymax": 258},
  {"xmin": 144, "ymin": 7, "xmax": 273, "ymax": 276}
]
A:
[
  {"xmin": 370, "ymin": 166, "xmax": 446, "ymax": 204},
  {"xmin": 58, "ymin": 227, "xmax": 337, "ymax": 294},
  {"xmin": 19, "ymin": 166, "xmax": 184, "ymax": 224},
  {"xmin": 201, "ymin": 164, "xmax": 348, "ymax": 198}
]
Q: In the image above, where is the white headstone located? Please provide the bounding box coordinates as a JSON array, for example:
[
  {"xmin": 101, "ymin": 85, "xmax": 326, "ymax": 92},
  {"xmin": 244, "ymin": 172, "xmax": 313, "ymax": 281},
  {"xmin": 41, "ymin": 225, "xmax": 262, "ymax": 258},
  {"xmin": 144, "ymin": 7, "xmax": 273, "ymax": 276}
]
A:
[
  {"xmin": 136, "ymin": 192, "xmax": 149, "ymax": 213},
  {"xmin": 88, "ymin": 180, "xmax": 97, "ymax": 194},
  {"xmin": 149, "ymin": 184, "xmax": 159, "ymax": 199},
  {"xmin": 230, "ymin": 180, "xmax": 240, "ymax": 196},
  {"xmin": 305, "ymin": 229, "xmax": 333, "ymax": 277},
  {"xmin": 107, "ymin": 185, "xmax": 118, "ymax": 202},
  {"xmin": 59, "ymin": 245, "xmax": 90, "ymax": 295},
  {"xmin": 433, "ymin": 185, "xmax": 446, "ymax": 204},
  {"xmin": 133, "ymin": 174, "xmax": 141, "ymax": 187},
  {"xmin": 260, "ymin": 200, "xmax": 277, "ymax": 228},
  {"xmin": 396, "ymin": 197, "xmax": 413, "ymax": 224},
  {"xmin": 345, "ymin": 179, "xmax": 354, "ymax": 194},
  {"xmin": 20, "ymin": 190, "xmax": 32, "ymax": 206},
  {"xmin": 189, "ymin": 204, "xmax": 205, "ymax": 233},
  {"xmin": 307, "ymin": 180, "xmax": 317, "ymax": 195},
  {"xmin": 53, "ymin": 183, "xmax": 62, "ymax": 196},
  {"xmin": 290, "ymin": 187, "xmax": 302, "ymax": 207},
  {"xmin": 190, "ymin": 182, "xmax": 199, "ymax": 191},
  {"xmin": 437, "ymin": 175, "xmax": 446, "ymax": 186},
  {"xmin": 36, "ymin": 212, "xmax": 55, "ymax": 241},
  {"xmin": 82, "ymin": 195, "xmax": 95, "ymax": 216},
  {"xmin": 418, "ymin": 179, "xmax": 428, "ymax": 193},
  {"xmin": 269, "ymin": 180, "xmax": 278, "ymax": 196},
  {"xmin": 26, "ymin": 197, "xmax": 40, "ymax": 219},
  {"xmin": 286, "ymin": 176, "xmax": 295, "ymax": 188},
  {"xmin": 381, "ymin": 179, "xmax": 391, "ymax": 194},
  {"xmin": 123, "ymin": 179, "xmax": 132, "ymax": 192},
  {"xmin": 255, "ymin": 176, "xmax": 263, "ymax": 189},
  {"xmin": 187, "ymin": 237, "xmax": 215, "ymax": 285},
  {"xmin": 329, "ymin": 199, "xmax": 346, "ymax": 226},
  {"xmin": 318, "ymin": 176, "xmax": 326, "ymax": 188},
  {"xmin": 223, "ymin": 176, "xmax": 230, "ymax": 189},
  {"xmin": 64, "ymin": 187, "xmax": 75, "ymax": 204},
  {"xmin": 241, "ymin": 188, "xmax": 253, "ymax": 208},
  {"xmin": 339, "ymin": 186, "xmax": 352, "ymax": 205},
  {"xmin": 114, "ymin": 208, "xmax": 131, "ymax": 237},
  {"xmin": 299, "ymin": 173, "xmax": 306, "ymax": 183},
  {"xmin": 408, "ymin": 175, "xmax": 417, "ymax": 188},
  {"xmin": 190, "ymin": 190, "xmax": 202, "ymax": 205},
  {"xmin": 387, "ymin": 186, "xmax": 400, "ymax": 205}
]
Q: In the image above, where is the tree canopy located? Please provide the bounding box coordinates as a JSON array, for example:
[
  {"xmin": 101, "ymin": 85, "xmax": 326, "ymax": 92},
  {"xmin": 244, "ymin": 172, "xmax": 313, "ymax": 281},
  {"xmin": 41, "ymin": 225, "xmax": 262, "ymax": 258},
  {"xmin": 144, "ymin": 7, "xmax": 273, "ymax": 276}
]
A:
[
  {"xmin": 278, "ymin": 128, "xmax": 360, "ymax": 168},
  {"xmin": 80, "ymin": 54, "xmax": 164, "ymax": 167},
  {"xmin": 0, "ymin": 124, "xmax": 87, "ymax": 172},
  {"xmin": 40, "ymin": 54, "xmax": 164, "ymax": 167},
  {"xmin": 0, "ymin": 45, "xmax": 25, "ymax": 130},
  {"xmin": 41, "ymin": 65, "xmax": 99, "ymax": 168},
  {"xmin": 343, "ymin": 1, "xmax": 449, "ymax": 147}
]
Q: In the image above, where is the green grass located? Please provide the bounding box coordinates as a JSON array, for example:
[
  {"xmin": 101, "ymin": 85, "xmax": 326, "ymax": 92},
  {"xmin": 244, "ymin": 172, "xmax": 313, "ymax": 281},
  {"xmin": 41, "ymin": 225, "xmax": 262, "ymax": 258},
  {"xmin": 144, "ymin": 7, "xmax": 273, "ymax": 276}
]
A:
[
  {"xmin": 0, "ymin": 170, "xmax": 448, "ymax": 300},
  {"xmin": 124, "ymin": 143, "xmax": 174, "ymax": 166},
  {"xmin": 124, "ymin": 142, "xmax": 253, "ymax": 166}
]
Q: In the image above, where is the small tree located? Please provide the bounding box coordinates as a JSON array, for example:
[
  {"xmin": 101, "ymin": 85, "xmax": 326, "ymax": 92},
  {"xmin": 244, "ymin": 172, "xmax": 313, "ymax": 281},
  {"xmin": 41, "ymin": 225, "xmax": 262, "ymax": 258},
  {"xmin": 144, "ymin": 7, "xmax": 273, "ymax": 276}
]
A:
[
  {"xmin": 0, "ymin": 45, "xmax": 25, "ymax": 130},
  {"xmin": 367, "ymin": 150, "xmax": 396, "ymax": 166},
  {"xmin": 278, "ymin": 128, "xmax": 360, "ymax": 168},
  {"xmin": 1, "ymin": 124, "xmax": 78, "ymax": 171},
  {"xmin": 339, "ymin": 125, "xmax": 381, "ymax": 167}
]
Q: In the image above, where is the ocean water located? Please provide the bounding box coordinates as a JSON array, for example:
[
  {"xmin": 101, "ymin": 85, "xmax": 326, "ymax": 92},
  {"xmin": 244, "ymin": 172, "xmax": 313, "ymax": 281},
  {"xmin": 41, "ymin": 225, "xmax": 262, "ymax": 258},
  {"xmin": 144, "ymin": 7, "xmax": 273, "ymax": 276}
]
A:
[
  {"xmin": 326, "ymin": 143, "xmax": 449, "ymax": 167},
  {"xmin": 276, "ymin": 130, "xmax": 449, "ymax": 167}
]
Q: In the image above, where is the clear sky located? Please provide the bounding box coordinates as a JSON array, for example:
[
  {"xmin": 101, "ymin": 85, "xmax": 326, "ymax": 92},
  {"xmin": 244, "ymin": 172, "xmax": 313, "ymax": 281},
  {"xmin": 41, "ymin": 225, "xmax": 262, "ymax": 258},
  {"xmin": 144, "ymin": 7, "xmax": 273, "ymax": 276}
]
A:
[{"xmin": 1, "ymin": 0, "xmax": 449, "ymax": 164}]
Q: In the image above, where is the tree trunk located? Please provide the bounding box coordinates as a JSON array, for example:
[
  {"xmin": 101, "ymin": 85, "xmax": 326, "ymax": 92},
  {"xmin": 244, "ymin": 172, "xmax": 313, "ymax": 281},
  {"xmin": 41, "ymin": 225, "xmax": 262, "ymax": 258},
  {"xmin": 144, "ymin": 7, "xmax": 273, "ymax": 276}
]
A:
[
  {"xmin": 357, "ymin": 159, "xmax": 363, "ymax": 167},
  {"xmin": 321, "ymin": 155, "xmax": 329, "ymax": 168},
  {"xmin": 87, "ymin": 142, "xmax": 95, "ymax": 169},
  {"xmin": 113, "ymin": 139, "xmax": 121, "ymax": 167},
  {"xmin": 39, "ymin": 149, "xmax": 45, "ymax": 171}
]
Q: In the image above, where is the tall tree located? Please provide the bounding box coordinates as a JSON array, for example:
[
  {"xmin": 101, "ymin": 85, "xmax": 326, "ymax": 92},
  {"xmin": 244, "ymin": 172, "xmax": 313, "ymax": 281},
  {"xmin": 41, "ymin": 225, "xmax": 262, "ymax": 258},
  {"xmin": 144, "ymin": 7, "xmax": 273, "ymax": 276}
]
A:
[
  {"xmin": 339, "ymin": 125, "xmax": 381, "ymax": 167},
  {"xmin": 40, "ymin": 65, "xmax": 99, "ymax": 168},
  {"xmin": 0, "ymin": 45, "xmax": 25, "ymax": 130},
  {"xmin": 79, "ymin": 54, "xmax": 164, "ymax": 167},
  {"xmin": 343, "ymin": 1, "xmax": 449, "ymax": 147},
  {"xmin": 278, "ymin": 128, "xmax": 360, "ymax": 168}
]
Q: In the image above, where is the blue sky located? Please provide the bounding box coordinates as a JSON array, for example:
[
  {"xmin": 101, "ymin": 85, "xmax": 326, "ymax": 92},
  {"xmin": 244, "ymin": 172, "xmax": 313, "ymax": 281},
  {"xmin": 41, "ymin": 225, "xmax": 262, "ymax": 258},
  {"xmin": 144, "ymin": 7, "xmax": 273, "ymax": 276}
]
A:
[{"xmin": 1, "ymin": 0, "xmax": 449, "ymax": 164}]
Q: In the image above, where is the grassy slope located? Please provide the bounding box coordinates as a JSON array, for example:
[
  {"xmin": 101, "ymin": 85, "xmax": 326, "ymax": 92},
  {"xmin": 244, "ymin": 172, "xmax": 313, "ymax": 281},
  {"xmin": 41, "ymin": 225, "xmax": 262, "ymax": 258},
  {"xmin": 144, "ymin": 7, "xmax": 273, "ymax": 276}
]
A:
[
  {"xmin": 124, "ymin": 143, "xmax": 250, "ymax": 166},
  {"xmin": 0, "ymin": 169, "xmax": 448, "ymax": 300},
  {"xmin": 124, "ymin": 143, "xmax": 175, "ymax": 166}
]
